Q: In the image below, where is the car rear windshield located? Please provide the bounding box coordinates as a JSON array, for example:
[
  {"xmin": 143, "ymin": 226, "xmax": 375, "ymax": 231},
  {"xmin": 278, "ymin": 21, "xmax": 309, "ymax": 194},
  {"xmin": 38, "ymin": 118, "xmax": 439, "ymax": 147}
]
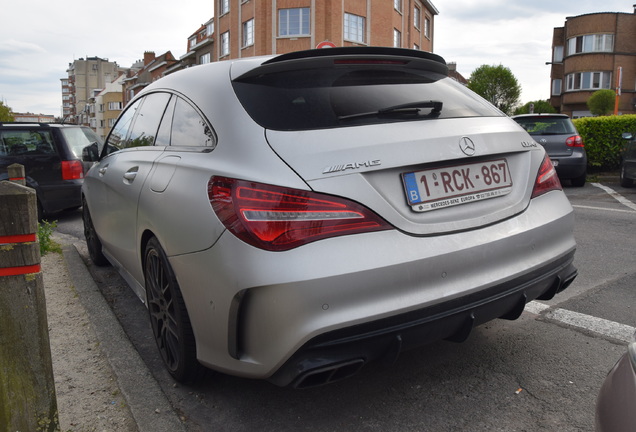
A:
[
  {"xmin": 514, "ymin": 117, "xmax": 577, "ymax": 136},
  {"xmin": 60, "ymin": 127, "xmax": 102, "ymax": 159},
  {"xmin": 232, "ymin": 67, "xmax": 503, "ymax": 131}
]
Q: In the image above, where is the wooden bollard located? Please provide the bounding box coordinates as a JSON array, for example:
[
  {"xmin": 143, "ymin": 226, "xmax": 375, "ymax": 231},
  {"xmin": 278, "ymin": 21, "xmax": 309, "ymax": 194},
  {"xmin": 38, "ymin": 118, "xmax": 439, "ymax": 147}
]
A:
[
  {"xmin": 0, "ymin": 180, "xmax": 59, "ymax": 431},
  {"xmin": 8, "ymin": 163, "xmax": 26, "ymax": 186}
]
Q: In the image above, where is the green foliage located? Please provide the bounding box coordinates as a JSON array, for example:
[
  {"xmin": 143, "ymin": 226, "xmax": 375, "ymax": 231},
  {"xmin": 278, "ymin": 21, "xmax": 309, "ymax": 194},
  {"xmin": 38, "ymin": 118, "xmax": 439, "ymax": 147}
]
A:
[
  {"xmin": 513, "ymin": 100, "xmax": 557, "ymax": 115},
  {"xmin": 38, "ymin": 220, "xmax": 61, "ymax": 255},
  {"xmin": 0, "ymin": 101, "xmax": 14, "ymax": 122},
  {"xmin": 468, "ymin": 64, "xmax": 521, "ymax": 115},
  {"xmin": 587, "ymin": 90, "xmax": 616, "ymax": 116},
  {"xmin": 573, "ymin": 114, "xmax": 636, "ymax": 169}
]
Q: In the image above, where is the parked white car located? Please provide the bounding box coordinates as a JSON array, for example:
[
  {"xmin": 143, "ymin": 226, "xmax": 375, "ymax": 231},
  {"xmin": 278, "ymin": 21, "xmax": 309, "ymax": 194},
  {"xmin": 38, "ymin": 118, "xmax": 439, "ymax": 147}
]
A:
[{"xmin": 82, "ymin": 47, "xmax": 577, "ymax": 388}]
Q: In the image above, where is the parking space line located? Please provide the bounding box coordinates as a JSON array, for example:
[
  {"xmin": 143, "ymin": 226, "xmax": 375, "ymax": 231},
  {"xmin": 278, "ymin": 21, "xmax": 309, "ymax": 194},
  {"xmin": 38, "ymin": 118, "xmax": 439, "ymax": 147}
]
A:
[
  {"xmin": 591, "ymin": 182, "xmax": 636, "ymax": 212},
  {"xmin": 526, "ymin": 301, "xmax": 635, "ymax": 343},
  {"xmin": 572, "ymin": 204, "xmax": 636, "ymax": 214}
]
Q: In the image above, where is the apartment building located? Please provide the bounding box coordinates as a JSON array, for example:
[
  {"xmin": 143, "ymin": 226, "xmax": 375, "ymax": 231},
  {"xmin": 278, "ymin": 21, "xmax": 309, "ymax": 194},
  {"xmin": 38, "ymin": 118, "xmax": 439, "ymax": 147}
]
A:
[
  {"xmin": 548, "ymin": 10, "xmax": 636, "ymax": 117},
  {"xmin": 122, "ymin": 51, "xmax": 178, "ymax": 106},
  {"xmin": 62, "ymin": 57, "xmax": 125, "ymax": 124},
  {"xmin": 212, "ymin": 0, "xmax": 438, "ymax": 61},
  {"xmin": 90, "ymin": 74, "xmax": 126, "ymax": 141}
]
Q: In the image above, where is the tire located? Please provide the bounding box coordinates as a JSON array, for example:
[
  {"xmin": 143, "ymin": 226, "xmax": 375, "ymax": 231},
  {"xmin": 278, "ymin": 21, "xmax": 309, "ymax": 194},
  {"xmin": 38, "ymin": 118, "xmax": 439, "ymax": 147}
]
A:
[
  {"xmin": 144, "ymin": 237, "xmax": 203, "ymax": 383},
  {"xmin": 570, "ymin": 172, "xmax": 587, "ymax": 187},
  {"xmin": 82, "ymin": 201, "xmax": 109, "ymax": 266},
  {"xmin": 620, "ymin": 165, "xmax": 634, "ymax": 188}
]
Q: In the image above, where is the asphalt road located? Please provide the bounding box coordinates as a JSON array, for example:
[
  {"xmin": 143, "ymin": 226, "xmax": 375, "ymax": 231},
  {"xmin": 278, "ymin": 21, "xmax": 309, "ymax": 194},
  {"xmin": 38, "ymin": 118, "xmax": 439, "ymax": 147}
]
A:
[{"xmin": 53, "ymin": 176, "xmax": 636, "ymax": 431}]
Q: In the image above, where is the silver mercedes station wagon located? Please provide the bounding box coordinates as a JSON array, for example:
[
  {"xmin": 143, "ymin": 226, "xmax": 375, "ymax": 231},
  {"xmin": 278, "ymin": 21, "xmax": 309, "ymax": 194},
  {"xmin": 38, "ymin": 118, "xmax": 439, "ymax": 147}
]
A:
[{"xmin": 82, "ymin": 47, "xmax": 577, "ymax": 388}]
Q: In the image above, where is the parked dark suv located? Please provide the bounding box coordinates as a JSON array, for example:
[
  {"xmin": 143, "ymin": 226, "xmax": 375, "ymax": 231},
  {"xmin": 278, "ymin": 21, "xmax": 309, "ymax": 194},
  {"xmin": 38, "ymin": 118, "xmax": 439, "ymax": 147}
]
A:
[
  {"xmin": 0, "ymin": 122, "xmax": 100, "ymax": 217},
  {"xmin": 512, "ymin": 114, "xmax": 587, "ymax": 187}
]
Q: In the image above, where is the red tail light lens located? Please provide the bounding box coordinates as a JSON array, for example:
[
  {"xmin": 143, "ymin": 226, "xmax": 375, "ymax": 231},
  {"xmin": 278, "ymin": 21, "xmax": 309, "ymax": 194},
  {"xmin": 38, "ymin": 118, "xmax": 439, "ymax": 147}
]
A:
[
  {"xmin": 208, "ymin": 177, "xmax": 392, "ymax": 251},
  {"xmin": 61, "ymin": 160, "xmax": 84, "ymax": 180},
  {"xmin": 531, "ymin": 155, "xmax": 562, "ymax": 199},
  {"xmin": 566, "ymin": 135, "xmax": 584, "ymax": 147}
]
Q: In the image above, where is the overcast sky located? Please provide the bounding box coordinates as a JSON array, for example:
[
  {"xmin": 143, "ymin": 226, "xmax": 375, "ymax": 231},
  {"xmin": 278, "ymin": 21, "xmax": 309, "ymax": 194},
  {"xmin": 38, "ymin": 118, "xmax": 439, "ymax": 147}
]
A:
[{"xmin": 1, "ymin": 0, "xmax": 633, "ymax": 116}]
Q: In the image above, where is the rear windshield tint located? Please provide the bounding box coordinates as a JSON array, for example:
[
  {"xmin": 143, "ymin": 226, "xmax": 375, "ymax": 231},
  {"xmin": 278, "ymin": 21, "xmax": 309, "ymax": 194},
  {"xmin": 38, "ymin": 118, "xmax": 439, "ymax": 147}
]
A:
[
  {"xmin": 514, "ymin": 117, "xmax": 576, "ymax": 135},
  {"xmin": 60, "ymin": 127, "xmax": 102, "ymax": 159},
  {"xmin": 232, "ymin": 68, "xmax": 503, "ymax": 131}
]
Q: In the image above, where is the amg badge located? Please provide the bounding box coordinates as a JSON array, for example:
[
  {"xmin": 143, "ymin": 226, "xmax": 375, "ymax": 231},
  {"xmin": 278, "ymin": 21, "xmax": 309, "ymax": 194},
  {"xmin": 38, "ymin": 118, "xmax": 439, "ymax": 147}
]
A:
[{"xmin": 323, "ymin": 160, "xmax": 381, "ymax": 174}]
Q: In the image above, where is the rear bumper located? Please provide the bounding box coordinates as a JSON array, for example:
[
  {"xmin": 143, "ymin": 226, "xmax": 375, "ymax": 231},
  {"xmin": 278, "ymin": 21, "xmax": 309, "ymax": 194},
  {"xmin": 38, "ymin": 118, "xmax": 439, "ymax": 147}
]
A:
[
  {"xmin": 551, "ymin": 149, "xmax": 587, "ymax": 179},
  {"xmin": 269, "ymin": 252, "xmax": 577, "ymax": 388}
]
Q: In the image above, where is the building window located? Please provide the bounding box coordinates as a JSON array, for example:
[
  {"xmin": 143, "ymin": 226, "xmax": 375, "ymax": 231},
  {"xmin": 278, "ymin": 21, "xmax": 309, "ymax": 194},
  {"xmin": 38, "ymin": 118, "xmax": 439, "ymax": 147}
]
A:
[
  {"xmin": 108, "ymin": 102, "xmax": 122, "ymax": 111},
  {"xmin": 553, "ymin": 46, "xmax": 564, "ymax": 63},
  {"xmin": 200, "ymin": 53, "xmax": 211, "ymax": 64},
  {"xmin": 424, "ymin": 17, "xmax": 431, "ymax": 39},
  {"xmin": 188, "ymin": 36, "xmax": 197, "ymax": 50},
  {"xmin": 221, "ymin": 31, "xmax": 230, "ymax": 57},
  {"xmin": 344, "ymin": 13, "xmax": 365, "ymax": 43},
  {"xmin": 413, "ymin": 43, "xmax": 420, "ymax": 50},
  {"xmin": 414, "ymin": 6, "xmax": 421, "ymax": 29},
  {"xmin": 220, "ymin": 0, "xmax": 229, "ymax": 15},
  {"xmin": 279, "ymin": 8, "xmax": 310, "ymax": 36},
  {"xmin": 565, "ymin": 71, "xmax": 612, "ymax": 91},
  {"xmin": 567, "ymin": 34, "xmax": 614, "ymax": 55},
  {"xmin": 394, "ymin": 0, "xmax": 402, "ymax": 13},
  {"xmin": 243, "ymin": 19, "xmax": 254, "ymax": 47},
  {"xmin": 552, "ymin": 79, "xmax": 562, "ymax": 96},
  {"xmin": 206, "ymin": 22, "xmax": 214, "ymax": 36},
  {"xmin": 393, "ymin": 29, "xmax": 401, "ymax": 48}
]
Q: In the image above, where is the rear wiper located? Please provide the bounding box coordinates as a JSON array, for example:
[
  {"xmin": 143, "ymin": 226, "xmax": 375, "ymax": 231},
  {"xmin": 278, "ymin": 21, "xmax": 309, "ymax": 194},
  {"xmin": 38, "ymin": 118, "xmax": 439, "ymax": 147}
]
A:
[{"xmin": 338, "ymin": 100, "xmax": 443, "ymax": 121}]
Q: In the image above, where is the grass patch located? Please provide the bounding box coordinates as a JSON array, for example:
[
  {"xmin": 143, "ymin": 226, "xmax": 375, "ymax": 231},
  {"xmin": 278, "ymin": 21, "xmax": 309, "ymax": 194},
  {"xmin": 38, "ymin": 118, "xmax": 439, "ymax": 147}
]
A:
[{"xmin": 38, "ymin": 220, "xmax": 62, "ymax": 255}]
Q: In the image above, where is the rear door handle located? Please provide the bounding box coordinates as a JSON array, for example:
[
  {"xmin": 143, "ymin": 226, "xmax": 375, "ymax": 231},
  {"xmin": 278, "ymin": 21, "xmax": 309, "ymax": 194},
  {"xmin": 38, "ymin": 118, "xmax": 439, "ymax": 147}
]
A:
[{"xmin": 123, "ymin": 171, "xmax": 137, "ymax": 181}]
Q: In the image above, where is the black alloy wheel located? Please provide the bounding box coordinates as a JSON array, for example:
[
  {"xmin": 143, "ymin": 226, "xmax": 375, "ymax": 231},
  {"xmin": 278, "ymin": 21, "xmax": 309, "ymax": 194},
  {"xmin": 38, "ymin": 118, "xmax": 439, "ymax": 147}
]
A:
[
  {"xmin": 144, "ymin": 236, "xmax": 202, "ymax": 383},
  {"xmin": 82, "ymin": 200, "xmax": 109, "ymax": 266}
]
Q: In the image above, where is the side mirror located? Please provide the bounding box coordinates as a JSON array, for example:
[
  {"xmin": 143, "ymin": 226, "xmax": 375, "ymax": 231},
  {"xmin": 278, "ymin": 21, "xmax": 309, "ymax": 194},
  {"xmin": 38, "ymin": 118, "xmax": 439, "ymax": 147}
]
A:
[
  {"xmin": 82, "ymin": 142, "xmax": 100, "ymax": 162},
  {"xmin": 622, "ymin": 132, "xmax": 633, "ymax": 140}
]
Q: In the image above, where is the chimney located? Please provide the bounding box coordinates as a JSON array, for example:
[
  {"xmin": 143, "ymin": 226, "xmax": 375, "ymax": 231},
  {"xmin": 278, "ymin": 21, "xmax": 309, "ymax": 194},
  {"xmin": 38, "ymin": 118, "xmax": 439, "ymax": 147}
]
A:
[{"xmin": 143, "ymin": 51, "xmax": 156, "ymax": 66}]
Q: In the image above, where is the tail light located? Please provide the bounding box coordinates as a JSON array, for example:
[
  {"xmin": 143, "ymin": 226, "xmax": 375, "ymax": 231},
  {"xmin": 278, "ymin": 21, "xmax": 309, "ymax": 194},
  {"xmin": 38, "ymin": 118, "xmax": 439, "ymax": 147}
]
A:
[
  {"xmin": 566, "ymin": 135, "xmax": 584, "ymax": 147},
  {"xmin": 61, "ymin": 160, "xmax": 84, "ymax": 180},
  {"xmin": 531, "ymin": 155, "xmax": 562, "ymax": 199},
  {"xmin": 208, "ymin": 177, "xmax": 392, "ymax": 251}
]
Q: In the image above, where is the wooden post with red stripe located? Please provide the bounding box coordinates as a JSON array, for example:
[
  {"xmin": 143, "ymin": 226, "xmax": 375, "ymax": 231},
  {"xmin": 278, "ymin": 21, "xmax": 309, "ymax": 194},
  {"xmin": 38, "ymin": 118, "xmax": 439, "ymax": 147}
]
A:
[
  {"xmin": 8, "ymin": 163, "xmax": 26, "ymax": 186},
  {"xmin": 0, "ymin": 179, "xmax": 59, "ymax": 431}
]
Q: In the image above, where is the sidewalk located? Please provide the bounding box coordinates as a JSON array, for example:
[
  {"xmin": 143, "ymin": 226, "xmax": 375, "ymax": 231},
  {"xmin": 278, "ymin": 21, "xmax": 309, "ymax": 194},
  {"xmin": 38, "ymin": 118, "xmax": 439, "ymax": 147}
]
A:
[{"xmin": 44, "ymin": 233, "xmax": 187, "ymax": 432}]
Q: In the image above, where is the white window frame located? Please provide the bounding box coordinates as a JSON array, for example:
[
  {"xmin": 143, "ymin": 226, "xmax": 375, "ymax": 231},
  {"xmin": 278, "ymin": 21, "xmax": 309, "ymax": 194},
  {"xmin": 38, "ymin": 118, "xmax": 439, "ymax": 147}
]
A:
[
  {"xmin": 552, "ymin": 79, "xmax": 562, "ymax": 96},
  {"xmin": 220, "ymin": 0, "xmax": 229, "ymax": 15},
  {"xmin": 424, "ymin": 17, "xmax": 430, "ymax": 39},
  {"xmin": 200, "ymin": 53, "xmax": 211, "ymax": 64},
  {"xmin": 393, "ymin": 29, "xmax": 401, "ymax": 48},
  {"xmin": 344, "ymin": 13, "xmax": 365, "ymax": 43},
  {"xmin": 243, "ymin": 18, "xmax": 254, "ymax": 47},
  {"xmin": 394, "ymin": 0, "xmax": 402, "ymax": 13},
  {"xmin": 567, "ymin": 34, "xmax": 614, "ymax": 56},
  {"xmin": 414, "ymin": 6, "xmax": 421, "ymax": 30},
  {"xmin": 221, "ymin": 31, "xmax": 230, "ymax": 57},
  {"xmin": 565, "ymin": 71, "xmax": 612, "ymax": 91},
  {"xmin": 279, "ymin": 8, "xmax": 310, "ymax": 37}
]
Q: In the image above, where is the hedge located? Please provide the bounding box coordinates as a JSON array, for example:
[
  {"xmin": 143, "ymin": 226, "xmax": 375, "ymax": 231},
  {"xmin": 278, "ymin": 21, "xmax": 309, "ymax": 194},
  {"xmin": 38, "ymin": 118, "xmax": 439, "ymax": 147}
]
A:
[{"xmin": 573, "ymin": 115, "xmax": 636, "ymax": 170}]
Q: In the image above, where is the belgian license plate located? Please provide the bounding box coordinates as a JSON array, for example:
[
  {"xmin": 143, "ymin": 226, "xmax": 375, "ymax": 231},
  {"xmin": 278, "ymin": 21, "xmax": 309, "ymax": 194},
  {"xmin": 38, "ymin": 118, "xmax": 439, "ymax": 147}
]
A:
[{"xmin": 402, "ymin": 159, "xmax": 513, "ymax": 212}]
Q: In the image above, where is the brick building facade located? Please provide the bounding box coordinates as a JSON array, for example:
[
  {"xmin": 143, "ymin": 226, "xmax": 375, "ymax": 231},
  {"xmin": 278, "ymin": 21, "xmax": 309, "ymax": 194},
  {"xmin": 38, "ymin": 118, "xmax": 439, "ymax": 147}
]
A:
[
  {"xmin": 548, "ymin": 11, "xmax": 636, "ymax": 117},
  {"xmin": 213, "ymin": 0, "xmax": 438, "ymax": 61}
]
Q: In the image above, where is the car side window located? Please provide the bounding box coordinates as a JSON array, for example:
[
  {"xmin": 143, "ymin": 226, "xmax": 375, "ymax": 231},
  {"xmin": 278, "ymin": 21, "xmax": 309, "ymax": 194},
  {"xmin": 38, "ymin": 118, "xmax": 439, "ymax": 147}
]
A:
[
  {"xmin": 106, "ymin": 98, "xmax": 142, "ymax": 153},
  {"xmin": 0, "ymin": 130, "xmax": 55, "ymax": 156},
  {"xmin": 170, "ymin": 97, "xmax": 216, "ymax": 148},
  {"xmin": 124, "ymin": 93, "xmax": 172, "ymax": 149}
]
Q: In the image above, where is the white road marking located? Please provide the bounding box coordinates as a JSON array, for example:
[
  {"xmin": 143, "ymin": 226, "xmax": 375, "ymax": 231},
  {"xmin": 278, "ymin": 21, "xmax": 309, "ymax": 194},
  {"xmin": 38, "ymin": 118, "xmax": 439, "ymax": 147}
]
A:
[
  {"xmin": 591, "ymin": 182, "xmax": 636, "ymax": 211},
  {"xmin": 526, "ymin": 301, "xmax": 635, "ymax": 343},
  {"xmin": 572, "ymin": 204, "xmax": 636, "ymax": 214}
]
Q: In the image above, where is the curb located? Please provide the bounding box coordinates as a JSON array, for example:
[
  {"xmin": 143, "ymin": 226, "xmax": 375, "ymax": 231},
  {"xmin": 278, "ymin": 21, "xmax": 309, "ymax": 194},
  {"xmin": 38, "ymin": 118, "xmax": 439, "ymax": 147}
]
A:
[{"xmin": 61, "ymin": 242, "xmax": 187, "ymax": 432}]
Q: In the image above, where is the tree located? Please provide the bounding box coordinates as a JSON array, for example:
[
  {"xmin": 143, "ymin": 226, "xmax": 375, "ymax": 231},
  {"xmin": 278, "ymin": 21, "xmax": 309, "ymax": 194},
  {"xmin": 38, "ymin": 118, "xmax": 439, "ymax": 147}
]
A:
[
  {"xmin": 513, "ymin": 100, "xmax": 557, "ymax": 115},
  {"xmin": 468, "ymin": 64, "xmax": 521, "ymax": 115},
  {"xmin": 587, "ymin": 89, "xmax": 615, "ymax": 116},
  {"xmin": 0, "ymin": 101, "xmax": 14, "ymax": 122}
]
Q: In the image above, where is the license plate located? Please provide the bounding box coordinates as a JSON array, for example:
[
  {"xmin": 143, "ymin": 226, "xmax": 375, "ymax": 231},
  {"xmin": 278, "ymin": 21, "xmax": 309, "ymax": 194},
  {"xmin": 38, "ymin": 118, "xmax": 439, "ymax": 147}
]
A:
[{"xmin": 402, "ymin": 159, "xmax": 513, "ymax": 212}]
